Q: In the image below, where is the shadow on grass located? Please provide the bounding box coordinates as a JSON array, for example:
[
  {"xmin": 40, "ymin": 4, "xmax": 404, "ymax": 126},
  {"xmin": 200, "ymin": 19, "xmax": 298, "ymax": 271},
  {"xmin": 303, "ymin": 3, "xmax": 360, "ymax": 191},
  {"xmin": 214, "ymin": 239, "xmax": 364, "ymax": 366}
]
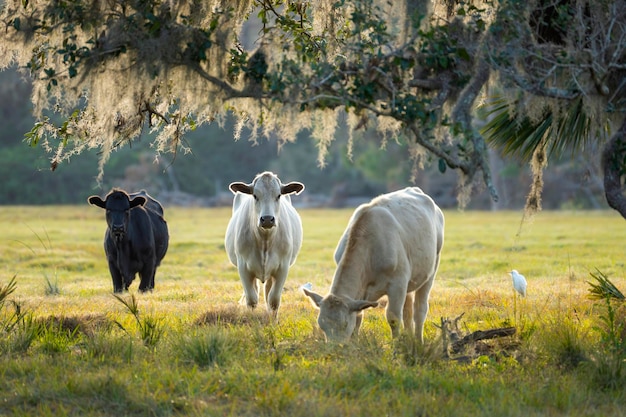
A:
[
  {"xmin": 36, "ymin": 313, "xmax": 112, "ymax": 337},
  {"xmin": 194, "ymin": 304, "xmax": 271, "ymax": 327}
]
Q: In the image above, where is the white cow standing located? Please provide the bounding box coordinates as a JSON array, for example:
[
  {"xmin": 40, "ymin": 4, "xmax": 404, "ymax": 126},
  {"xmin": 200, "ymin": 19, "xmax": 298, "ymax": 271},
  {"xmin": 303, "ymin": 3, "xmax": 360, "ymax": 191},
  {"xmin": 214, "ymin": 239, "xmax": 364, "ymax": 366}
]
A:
[
  {"xmin": 225, "ymin": 171, "xmax": 305, "ymax": 319},
  {"xmin": 303, "ymin": 187, "xmax": 444, "ymax": 343}
]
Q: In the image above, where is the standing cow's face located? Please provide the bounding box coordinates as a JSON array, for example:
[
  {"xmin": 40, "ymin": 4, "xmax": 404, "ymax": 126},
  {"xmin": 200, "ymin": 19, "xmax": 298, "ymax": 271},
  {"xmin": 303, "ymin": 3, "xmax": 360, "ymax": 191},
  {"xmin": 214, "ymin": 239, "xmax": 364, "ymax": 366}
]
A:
[
  {"xmin": 303, "ymin": 289, "xmax": 378, "ymax": 342},
  {"xmin": 229, "ymin": 172, "xmax": 304, "ymax": 230},
  {"xmin": 88, "ymin": 190, "xmax": 146, "ymax": 241}
]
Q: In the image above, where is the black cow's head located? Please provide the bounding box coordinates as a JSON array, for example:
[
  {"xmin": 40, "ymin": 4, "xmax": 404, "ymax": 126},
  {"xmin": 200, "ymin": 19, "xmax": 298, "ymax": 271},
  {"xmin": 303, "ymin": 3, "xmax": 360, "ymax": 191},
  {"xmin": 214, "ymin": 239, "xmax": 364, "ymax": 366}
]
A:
[{"xmin": 88, "ymin": 189, "xmax": 146, "ymax": 241}]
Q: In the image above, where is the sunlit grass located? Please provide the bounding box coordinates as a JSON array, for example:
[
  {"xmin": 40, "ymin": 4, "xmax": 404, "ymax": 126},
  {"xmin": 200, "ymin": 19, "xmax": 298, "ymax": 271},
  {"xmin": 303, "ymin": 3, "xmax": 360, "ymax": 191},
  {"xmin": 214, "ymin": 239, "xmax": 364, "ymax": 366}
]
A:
[{"xmin": 0, "ymin": 206, "xmax": 625, "ymax": 416}]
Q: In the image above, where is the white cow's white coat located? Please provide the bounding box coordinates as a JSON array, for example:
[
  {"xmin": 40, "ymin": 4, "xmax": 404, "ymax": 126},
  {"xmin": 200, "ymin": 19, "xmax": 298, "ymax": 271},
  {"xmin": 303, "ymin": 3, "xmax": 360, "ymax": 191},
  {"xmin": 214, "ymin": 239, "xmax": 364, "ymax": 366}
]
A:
[
  {"xmin": 225, "ymin": 171, "xmax": 304, "ymax": 318},
  {"xmin": 304, "ymin": 187, "xmax": 444, "ymax": 342}
]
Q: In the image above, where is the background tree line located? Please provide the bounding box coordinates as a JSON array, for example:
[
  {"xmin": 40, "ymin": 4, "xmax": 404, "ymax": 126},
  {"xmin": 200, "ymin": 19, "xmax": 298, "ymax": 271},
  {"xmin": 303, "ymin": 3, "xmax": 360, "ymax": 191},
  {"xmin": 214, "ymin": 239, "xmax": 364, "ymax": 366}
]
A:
[
  {"xmin": 1, "ymin": 1, "xmax": 623, "ymax": 213},
  {"xmin": 0, "ymin": 68, "xmax": 606, "ymax": 209}
]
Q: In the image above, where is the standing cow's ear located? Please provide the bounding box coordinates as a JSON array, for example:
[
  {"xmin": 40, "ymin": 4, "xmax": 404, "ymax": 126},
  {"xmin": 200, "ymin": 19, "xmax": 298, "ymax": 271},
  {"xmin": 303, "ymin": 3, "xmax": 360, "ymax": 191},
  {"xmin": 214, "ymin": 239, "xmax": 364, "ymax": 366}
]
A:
[
  {"xmin": 303, "ymin": 288, "xmax": 324, "ymax": 308},
  {"xmin": 229, "ymin": 182, "xmax": 253, "ymax": 195},
  {"xmin": 281, "ymin": 182, "xmax": 305, "ymax": 195},
  {"xmin": 347, "ymin": 300, "xmax": 378, "ymax": 312},
  {"xmin": 129, "ymin": 195, "xmax": 147, "ymax": 208},
  {"xmin": 88, "ymin": 196, "xmax": 106, "ymax": 209}
]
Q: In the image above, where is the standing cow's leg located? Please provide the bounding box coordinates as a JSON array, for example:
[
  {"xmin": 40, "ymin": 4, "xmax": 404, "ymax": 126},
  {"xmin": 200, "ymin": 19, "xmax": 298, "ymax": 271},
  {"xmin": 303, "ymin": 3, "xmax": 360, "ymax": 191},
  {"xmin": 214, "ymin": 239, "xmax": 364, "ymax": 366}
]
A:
[
  {"xmin": 124, "ymin": 274, "xmax": 134, "ymax": 291},
  {"xmin": 118, "ymin": 257, "xmax": 134, "ymax": 290},
  {"xmin": 238, "ymin": 260, "xmax": 259, "ymax": 308},
  {"xmin": 138, "ymin": 262, "xmax": 156, "ymax": 292},
  {"xmin": 263, "ymin": 278, "xmax": 273, "ymax": 310},
  {"xmin": 149, "ymin": 268, "xmax": 155, "ymax": 290},
  {"xmin": 138, "ymin": 248, "xmax": 157, "ymax": 292},
  {"xmin": 403, "ymin": 292, "xmax": 415, "ymax": 334},
  {"xmin": 265, "ymin": 266, "xmax": 288, "ymax": 320},
  {"xmin": 263, "ymin": 278, "xmax": 279, "ymax": 320},
  {"xmin": 108, "ymin": 259, "xmax": 124, "ymax": 293},
  {"xmin": 413, "ymin": 278, "xmax": 435, "ymax": 344},
  {"xmin": 148, "ymin": 258, "xmax": 157, "ymax": 290}
]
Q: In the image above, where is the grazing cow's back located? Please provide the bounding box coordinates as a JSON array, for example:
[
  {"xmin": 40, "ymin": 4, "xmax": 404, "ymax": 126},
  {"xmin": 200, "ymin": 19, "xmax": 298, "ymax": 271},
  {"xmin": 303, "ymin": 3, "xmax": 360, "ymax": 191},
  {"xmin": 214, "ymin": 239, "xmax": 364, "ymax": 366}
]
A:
[
  {"xmin": 304, "ymin": 187, "xmax": 444, "ymax": 342},
  {"xmin": 88, "ymin": 189, "xmax": 169, "ymax": 292},
  {"xmin": 225, "ymin": 171, "xmax": 304, "ymax": 318}
]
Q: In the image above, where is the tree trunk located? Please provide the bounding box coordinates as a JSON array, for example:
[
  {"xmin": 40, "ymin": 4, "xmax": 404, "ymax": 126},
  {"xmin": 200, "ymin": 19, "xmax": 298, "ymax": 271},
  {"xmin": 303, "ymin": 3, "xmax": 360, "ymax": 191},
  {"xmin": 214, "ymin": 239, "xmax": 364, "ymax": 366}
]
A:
[
  {"xmin": 601, "ymin": 119, "xmax": 626, "ymax": 220},
  {"xmin": 488, "ymin": 148, "xmax": 506, "ymax": 210}
]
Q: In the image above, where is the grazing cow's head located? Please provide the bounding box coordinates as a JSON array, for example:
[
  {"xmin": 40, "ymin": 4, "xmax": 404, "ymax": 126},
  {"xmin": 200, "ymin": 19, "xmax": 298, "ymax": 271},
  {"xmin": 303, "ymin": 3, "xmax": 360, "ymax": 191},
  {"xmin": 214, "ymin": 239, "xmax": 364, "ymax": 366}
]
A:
[
  {"xmin": 88, "ymin": 189, "xmax": 146, "ymax": 241},
  {"xmin": 303, "ymin": 289, "xmax": 378, "ymax": 342},
  {"xmin": 229, "ymin": 171, "xmax": 304, "ymax": 230}
]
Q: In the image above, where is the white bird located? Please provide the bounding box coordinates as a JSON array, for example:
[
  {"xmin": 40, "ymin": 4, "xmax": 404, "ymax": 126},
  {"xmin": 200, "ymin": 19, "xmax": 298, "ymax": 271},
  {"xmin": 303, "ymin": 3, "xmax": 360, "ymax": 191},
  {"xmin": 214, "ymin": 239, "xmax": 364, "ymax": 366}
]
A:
[
  {"xmin": 509, "ymin": 270, "xmax": 527, "ymax": 297},
  {"xmin": 301, "ymin": 282, "xmax": 313, "ymax": 291}
]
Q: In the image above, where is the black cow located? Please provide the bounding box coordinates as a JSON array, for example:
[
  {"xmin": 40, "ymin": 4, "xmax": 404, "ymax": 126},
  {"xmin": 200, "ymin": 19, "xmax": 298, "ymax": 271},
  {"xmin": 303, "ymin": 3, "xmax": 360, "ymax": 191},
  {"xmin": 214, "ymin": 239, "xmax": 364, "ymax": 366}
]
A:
[{"xmin": 88, "ymin": 189, "xmax": 169, "ymax": 292}]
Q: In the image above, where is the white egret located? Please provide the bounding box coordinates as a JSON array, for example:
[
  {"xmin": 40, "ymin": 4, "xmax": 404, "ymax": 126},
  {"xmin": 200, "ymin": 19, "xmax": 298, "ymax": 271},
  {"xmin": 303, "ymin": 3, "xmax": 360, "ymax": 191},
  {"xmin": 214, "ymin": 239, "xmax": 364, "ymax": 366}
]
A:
[{"xmin": 509, "ymin": 270, "xmax": 527, "ymax": 297}]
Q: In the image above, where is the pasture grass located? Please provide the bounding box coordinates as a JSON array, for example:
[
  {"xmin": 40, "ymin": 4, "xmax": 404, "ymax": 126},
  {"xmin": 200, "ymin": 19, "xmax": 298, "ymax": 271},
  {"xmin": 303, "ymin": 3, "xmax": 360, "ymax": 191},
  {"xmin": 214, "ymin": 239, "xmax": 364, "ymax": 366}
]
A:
[{"xmin": 0, "ymin": 206, "xmax": 625, "ymax": 416}]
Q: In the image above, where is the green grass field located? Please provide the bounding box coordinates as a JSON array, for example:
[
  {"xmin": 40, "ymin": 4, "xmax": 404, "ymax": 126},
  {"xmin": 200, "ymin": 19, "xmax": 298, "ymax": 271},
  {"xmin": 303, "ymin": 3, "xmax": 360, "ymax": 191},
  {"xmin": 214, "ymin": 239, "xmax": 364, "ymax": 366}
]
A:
[{"xmin": 1, "ymin": 206, "xmax": 625, "ymax": 416}]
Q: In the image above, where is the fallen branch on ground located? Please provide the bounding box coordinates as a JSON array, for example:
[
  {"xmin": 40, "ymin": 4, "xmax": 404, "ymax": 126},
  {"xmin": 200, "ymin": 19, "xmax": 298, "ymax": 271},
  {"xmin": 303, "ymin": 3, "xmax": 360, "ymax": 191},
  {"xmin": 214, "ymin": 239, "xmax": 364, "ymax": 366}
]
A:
[{"xmin": 437, "ymin": 314, "xmax": 517, "ymax": 359}]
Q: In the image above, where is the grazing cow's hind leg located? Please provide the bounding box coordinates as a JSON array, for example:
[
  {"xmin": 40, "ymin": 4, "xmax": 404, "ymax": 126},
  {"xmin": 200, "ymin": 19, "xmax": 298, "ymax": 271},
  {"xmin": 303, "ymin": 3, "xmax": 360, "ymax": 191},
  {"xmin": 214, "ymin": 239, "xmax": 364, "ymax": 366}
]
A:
[
  {"xmin": 413, "ymin": 278, "xmax": 435, "ymax": 344},
  {"xmin": 403, "ymin": 292, "xmax": 415, "ymax": 334},
  {"xmin": 386, "ymin": 283, "xmax": 408, "ymax": 338}
]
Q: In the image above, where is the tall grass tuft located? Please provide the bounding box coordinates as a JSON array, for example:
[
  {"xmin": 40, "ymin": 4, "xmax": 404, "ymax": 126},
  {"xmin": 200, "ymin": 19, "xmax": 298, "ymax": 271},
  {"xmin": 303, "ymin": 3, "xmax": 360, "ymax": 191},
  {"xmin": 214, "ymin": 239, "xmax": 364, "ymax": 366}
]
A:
[
  {"xmin": 0, "ymin": 315, "xmax": 39, "ymax": 355},
  {"xmin": 394, "ymin": 333, "xmax": 442, "ymax": 366},
  {"xmin": 587, "ymin": 268, "xmax": 625, "ymax": 301},
  {"xmin": 0, "ymin": 275, "xmax": 39, "ymax": 354},
  {"xmin": 84, "ymin": 331, "xmax": 136, "ymax": 363},
  {"xmin": 44, "ymin": 272, "xmax": 61, "ymax": 296},
  {"xmin": 262, "ymin": 326, "xmax": 286, "ymax": 372},
  {"xmin": 586, "ymin": 269, "xmax": 626, "ymax": 390},
  {"xmin": 0, "ymin": 275, "xmax": 19, "ymax": 331},
  {"xmin": 37, "ymin": 321, "xmax": 81, "ymax": 354},
  {"xmin": 536, "ymin": 316, "xmax": 590, "ymax": 371},
  {"xmin": 113, "ymin": 293, "xmax": 165, "ymax": 349},
  {"xmin": 174, "ymin": 327, "xmax": 235, "ymax": 368},
  {"xmin": 14, "ymin": 226, "xmax": 63, "ymax": 296}
]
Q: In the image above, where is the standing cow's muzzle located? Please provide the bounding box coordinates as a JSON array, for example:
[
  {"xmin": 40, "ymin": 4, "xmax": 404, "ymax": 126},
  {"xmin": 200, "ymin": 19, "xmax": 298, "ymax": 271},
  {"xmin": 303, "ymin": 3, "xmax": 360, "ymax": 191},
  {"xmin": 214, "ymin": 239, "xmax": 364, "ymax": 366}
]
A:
[
  {"xmin": 111, "ymin": 224, "xmax": 126, "ymax": 239},
  {"xmin": 259, "ymin": 215, "xmax": 276, "ymax": 229}
]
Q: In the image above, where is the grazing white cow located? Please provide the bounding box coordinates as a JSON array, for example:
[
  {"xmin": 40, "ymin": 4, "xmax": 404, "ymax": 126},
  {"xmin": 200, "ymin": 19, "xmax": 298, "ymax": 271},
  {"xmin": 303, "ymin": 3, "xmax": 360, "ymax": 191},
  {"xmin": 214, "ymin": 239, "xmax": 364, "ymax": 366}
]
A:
[
  {"xmin": 303, "ymin": 187, "xmax": 444, "ymax": 342},
  {"xmin": 225, "ymin": 171, "xmax": 305, "ymax": 318}
]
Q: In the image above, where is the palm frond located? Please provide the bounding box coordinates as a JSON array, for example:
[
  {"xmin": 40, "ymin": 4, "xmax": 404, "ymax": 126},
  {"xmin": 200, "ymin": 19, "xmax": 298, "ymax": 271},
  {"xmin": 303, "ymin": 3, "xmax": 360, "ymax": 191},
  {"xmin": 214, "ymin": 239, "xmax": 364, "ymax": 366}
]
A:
[
  {"xmin": 554, "ymin": 98, "xmax": 591, "ymax": 156},
  {"xmin": 479, "ymin": 96, "xmax": 608, "ymax": 162}
]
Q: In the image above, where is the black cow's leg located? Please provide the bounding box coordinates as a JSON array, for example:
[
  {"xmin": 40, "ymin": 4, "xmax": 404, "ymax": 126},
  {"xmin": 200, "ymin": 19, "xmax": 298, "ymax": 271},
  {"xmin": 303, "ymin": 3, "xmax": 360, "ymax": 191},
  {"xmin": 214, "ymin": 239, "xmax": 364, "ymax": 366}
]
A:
[
  {"xmin": 139, "ymin": 263, "xmax": 156, "ymax": 292},
  {"xmin": 108, "ymin": 260, "xmax": 124, "ymax": 293},
  {"xmin": 149, "ymin": 267, "xmax": 155, "ymax": 290},
  {"xmin": 124, "ymin": 274, "xmax": 134, "ymax": 291}
]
